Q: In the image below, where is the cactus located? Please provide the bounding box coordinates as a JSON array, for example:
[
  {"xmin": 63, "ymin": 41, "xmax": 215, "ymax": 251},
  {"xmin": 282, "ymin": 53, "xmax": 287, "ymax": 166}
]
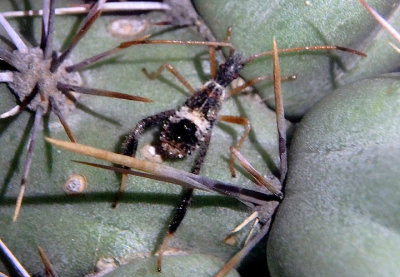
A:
[{"xmin": 1, "ymin": 0, "xmax": 399, "ymax": 276}]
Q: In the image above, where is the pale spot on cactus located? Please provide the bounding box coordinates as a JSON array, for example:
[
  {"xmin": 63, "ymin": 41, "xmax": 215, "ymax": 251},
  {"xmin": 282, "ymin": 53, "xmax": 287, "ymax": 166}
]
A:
[{"xmin": 64, "ymin": 174, "xmax": 86, "ymax": 195}]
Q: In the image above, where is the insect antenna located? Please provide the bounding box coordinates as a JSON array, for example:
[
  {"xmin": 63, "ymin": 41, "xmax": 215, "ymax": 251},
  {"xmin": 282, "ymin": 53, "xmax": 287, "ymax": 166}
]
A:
[
  {"xmin": 66, "ymin": 38, "xmax": 233, "ymax": 73},
  {"xmin": 208, "ymin": 25, "xmax": 234, "ymax": 79},
  {"xmin": 224, "ymin": 26, "xmax": 235, "ymax": 58}
]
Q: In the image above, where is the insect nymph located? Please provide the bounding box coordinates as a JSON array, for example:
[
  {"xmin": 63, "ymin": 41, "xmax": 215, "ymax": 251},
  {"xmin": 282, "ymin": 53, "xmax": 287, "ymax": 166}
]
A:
[{"xmin": 124, "ymin": 54, "xmax": 243, "ymax": 165}]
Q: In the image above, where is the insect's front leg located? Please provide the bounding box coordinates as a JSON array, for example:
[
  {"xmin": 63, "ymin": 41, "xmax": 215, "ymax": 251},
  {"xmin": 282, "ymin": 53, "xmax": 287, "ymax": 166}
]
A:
[
  {"xmin": 113, "ymin": 110, "xmax": 176, "ymax": 207},
  {"xmin": 156, "ymin": 131, "xmax": 212, "ymax": 271},
  {"xmin": 123, "ymin": 110, "xmax": 175, "ymax": 157}
]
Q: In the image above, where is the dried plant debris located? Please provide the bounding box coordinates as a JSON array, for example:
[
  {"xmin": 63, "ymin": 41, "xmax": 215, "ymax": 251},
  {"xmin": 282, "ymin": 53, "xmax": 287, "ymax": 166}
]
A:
[{"xmin": 0, "ymin": 0, "xmax": 152, "ymax": 222}]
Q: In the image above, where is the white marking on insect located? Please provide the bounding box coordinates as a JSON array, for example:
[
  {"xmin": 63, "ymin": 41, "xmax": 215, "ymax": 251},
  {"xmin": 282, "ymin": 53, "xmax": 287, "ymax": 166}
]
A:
[
  {"xmin": 140, "ymin": 144, "xmax": 163, "ymax": 163},
  {"xmin": 172, "ymin": 106, "xmax": 210, "ymax": 136}
]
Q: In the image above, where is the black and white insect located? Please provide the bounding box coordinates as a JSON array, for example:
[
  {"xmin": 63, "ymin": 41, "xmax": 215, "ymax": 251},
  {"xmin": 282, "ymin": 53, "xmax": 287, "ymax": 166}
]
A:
[
  {"xmin": 2, "ymin": 2, "xmax": 366, "ymax": 273},
  {"xmin": 114, "ymin": 27, "xmax": 366, "ymax": 272}
]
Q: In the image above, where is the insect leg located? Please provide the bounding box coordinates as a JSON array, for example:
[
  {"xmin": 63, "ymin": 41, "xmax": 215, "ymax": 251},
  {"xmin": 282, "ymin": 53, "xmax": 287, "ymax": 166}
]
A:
[
  {"xmin": 142, "ymin": 63, "xmax": 196, "ymax": 95},
  {"xmin": 218, "ymin": 115, "xmax": 250, "ymax": 178},
  {"xmin": 228, "ymin": 75, "xmax": 296, "ymax": 97},
  {"xmin": 224, "ymin": 26, "xmax": 236, "ymax": 57},
  {"xmin": 114, "ymin": 110, "xmax": 175, "ymax": 207},
  {"xmin": 156, "ymin": 132, "xmax": 212, "ymax": 272},
  {"xmin": 156, "ymin": 187, "xmax": 193, "ymax": 272},
  {"xmin": 209, "ymin": 26, "xmax": 234, "ymax": 79},
  {"xmin": 123, "ymin": 110, "xmax": 175, "ymax": 157}
]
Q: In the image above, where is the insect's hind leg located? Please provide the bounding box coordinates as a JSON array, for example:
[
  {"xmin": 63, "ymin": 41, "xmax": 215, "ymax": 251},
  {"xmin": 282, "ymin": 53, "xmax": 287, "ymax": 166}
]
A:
[
  {"xmin": 156, "ymin": 133, "xmax": 212, "ymax": 272},
  {"xmin": 113, "ymin": 110, "xmax": 175, "ymax": 208}
]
